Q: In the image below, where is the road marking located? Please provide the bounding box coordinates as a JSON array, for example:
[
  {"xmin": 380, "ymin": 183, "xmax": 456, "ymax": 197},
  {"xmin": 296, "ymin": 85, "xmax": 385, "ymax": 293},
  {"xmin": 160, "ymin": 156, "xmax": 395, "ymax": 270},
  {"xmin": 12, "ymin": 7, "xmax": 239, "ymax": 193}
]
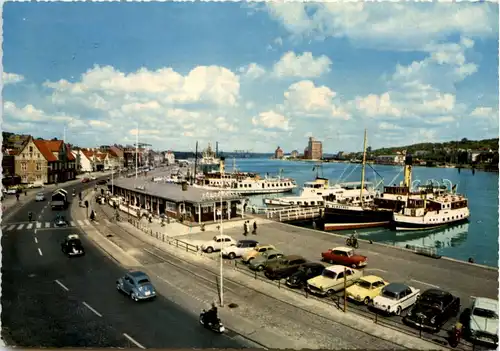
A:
[
  {"xmin": 7, "ymin": 225, "xmax": 15, "ymax": 231},
  {"xmin": 54, "ymin": 279, "xmax": 69, "ymax": 291},
  {"xmin": 123, "ymin": 333, "xmax": 145, "ymax": 349},
  {"xmin": 27, "ymin": 223, "xmax": 34, "ymax": 229},
  {"xmin": 77, "ymin": 220, "xmax": 84, "ymax": 226},
  {"xmin": 34, "ymin": 237, "xmax": 38, "ymax": 244},
  {"xmin": 17, "ymin": 224, "xmax": 24, "ymax": 230},
  {"xmin": 38, "ymin": 248, "xmax": 43, "ymax": 256},
  {"xmin": 364, "ymin": 268, "xmax": 387, "ymax": 273},
  {"xmin": 45, "ymin": 222, "xmax": 50, "ymax": 228},
  {"xmin": 34, "ymin": 229, "xmax": 37, "ymax": 234},
  {"xmin": 410, "ymin": 279, "xmax": 440, "ymax": 288},
  {"xmin": 84, "ymin": 219, "xmax": 90, "ymax": 225},
  {"xmin": 36, "ymin": 222, "xmax": 42, "ymax": 228},
  {"xmin": 82, "ymin": 301, "xmax": 103, "ymax": 317},
  {"xmin": 70, "ymin": 221, "xmax": 76, "ymax": 226}
]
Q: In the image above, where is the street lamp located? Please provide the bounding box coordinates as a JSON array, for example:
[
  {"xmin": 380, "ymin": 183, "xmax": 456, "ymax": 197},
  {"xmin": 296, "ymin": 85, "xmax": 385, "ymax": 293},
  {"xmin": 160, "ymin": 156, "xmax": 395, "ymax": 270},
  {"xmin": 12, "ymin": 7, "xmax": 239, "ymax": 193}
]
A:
[{"xmin": 218, "ymin": 187, "xmax": 225, "ymax": 307}]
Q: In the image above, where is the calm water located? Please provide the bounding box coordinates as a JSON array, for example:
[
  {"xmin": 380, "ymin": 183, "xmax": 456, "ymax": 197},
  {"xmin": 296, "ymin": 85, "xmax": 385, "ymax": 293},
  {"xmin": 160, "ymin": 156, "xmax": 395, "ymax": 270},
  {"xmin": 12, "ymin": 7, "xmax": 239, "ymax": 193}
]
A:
[{"xmin": 231, "ymin": 158, "xmax": 499, "ymax": 268}]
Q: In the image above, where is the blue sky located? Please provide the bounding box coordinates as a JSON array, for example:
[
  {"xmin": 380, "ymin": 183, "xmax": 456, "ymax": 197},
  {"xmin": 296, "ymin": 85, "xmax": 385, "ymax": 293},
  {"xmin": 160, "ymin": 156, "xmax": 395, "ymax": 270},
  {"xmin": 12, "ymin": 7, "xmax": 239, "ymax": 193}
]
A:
[{"xmin": 2, "ymin": 2, "xmax": 499, "ymax": 153}]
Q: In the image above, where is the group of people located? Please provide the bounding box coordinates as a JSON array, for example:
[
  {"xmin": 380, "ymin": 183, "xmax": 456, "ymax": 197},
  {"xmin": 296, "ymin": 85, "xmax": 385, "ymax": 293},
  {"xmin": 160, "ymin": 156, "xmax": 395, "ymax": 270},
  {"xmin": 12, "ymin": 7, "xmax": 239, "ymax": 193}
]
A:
[{"xmin": 243, "ymin": 220, "xmax": 257, "ymax": 235}]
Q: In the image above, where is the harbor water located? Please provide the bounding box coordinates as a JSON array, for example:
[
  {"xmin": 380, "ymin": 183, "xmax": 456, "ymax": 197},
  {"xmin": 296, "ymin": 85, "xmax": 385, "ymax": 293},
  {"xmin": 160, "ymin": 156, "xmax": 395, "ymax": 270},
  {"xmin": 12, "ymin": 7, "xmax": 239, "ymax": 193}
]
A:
[{"xmin": 232, "ymin": 158, "xmax": 499, "ymax": 268}]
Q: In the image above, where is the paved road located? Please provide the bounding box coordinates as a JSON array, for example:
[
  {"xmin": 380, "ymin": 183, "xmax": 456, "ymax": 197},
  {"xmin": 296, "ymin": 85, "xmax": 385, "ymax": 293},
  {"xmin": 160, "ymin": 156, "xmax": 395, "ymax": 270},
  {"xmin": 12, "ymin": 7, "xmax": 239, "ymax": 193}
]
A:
[{"xmin": 1, "ymin": 179, "xmax": 247, "ymax": 348}]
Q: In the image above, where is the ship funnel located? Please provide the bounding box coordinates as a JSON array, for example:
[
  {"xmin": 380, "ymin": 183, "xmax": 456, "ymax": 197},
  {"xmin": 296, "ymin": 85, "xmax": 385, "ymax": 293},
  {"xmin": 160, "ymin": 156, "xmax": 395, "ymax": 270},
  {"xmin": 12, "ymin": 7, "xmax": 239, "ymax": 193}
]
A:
[
  {"xmin": 403, "ymin": 153, "xmax": 413, "ymax": 187},
  {"xmin": 219, "ymin": 157, "xmax": 225, "ymax": 174}
]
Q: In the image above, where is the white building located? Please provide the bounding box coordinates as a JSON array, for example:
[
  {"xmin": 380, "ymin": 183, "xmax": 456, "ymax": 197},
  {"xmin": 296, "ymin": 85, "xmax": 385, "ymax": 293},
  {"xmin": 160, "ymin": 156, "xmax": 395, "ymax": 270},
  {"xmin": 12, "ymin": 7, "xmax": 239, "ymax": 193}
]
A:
[
  {"xmin": 375, "ymin": 155, "xmax": 405, "ymax": 165},
  {"xmin": 72, "ymin": 150, "xmax": 93, "ymax": 173},
  {"xmin": 165, "ymin": 151, "xmax": 175, "ymax": 165}
]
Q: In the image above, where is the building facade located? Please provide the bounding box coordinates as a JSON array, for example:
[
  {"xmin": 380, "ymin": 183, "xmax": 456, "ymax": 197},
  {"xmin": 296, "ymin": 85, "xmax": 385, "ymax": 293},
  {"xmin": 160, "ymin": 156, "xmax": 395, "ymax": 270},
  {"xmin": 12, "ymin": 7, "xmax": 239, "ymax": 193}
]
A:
[
  {"xmin": 274, "ymin": 146, "xmax": 284, "ymax": 159},
  {"xmin": 290, "ymin": 150, "xmax": 299, "ymax": 158}
]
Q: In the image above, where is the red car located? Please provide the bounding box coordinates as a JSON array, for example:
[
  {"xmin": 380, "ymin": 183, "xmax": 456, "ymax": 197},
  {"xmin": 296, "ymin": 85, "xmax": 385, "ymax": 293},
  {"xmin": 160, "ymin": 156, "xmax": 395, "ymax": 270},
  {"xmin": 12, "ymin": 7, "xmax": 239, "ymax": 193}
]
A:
[
  {"xmin": 81, "ymin": 178, "xmax": 90, "ymax": 183},
  {"xmin": 321, "ymin": 246, "xmax": 367, "ymax": 268}
]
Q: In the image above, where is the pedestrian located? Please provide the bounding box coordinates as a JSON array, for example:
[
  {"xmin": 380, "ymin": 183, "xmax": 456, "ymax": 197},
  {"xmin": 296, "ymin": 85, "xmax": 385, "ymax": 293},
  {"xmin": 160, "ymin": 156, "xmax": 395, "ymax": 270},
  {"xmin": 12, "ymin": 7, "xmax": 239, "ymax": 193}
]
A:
[
  {"xmin": 252, "ymin": 221, "xmax": 257, "ymax": 235},
  {"xmin": 243, "ymin": 221, "xmax": 248, "ymax": 236}
]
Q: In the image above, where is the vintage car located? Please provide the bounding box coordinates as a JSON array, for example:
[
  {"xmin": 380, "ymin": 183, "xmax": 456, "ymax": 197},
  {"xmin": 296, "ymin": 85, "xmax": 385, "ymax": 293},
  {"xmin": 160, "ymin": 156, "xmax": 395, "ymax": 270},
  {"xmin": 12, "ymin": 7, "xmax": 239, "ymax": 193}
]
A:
[
  {"xmin": 241, "ymin": 244, "xmax": 276, "ymax": 264},
  {"xmin": 61, "ymin": 234, "xmax": 85, "ymax": 257},
  {"xmin": 307, "ymin": 265, "xmax": 363, "ymax": 296},
  {"xmin": 35, "ymin": 192, "xmax": 45, "ymax": 202},
  {"xmin": 116, "ymin": 271, "xmax": 156, "ymax": 302},
  {"xmin": 264, "ymin": 255, "xmax": 308, "ymax": 280},
  {"xmin": 372, "ymin": 282, "xmax": 420, "ymax": 315},
  {"xmin": 81, "ymin": 178, "xmax": 90, "ymax": 183},
  {"xmin": 96, "ymin": 179, "xmax": 107, "ymax": 185},
  {"xmin": 468, "ymin": 297, "xmax": 499, "ymax": 346},
  {"xmin": 248, "ymin": 249, "xmax": 284, "ymax": 271},
  {"xmin": 345, "ymin": 275, "xmax": 389, "ymax": 305},
  {"xmin": 54, "ymin": 215, "xmax": 68, "ymax": 227},
  {"xmin": 286, "ymin": 262, "xmax": 326, "ymax": 289},
  {"xmin": 221, "ymin": 239, "xmax": 259, "ymax": 259},
  {"xmin": 403, "ymin": 289, "xmax": 460, "ymax": 332},
  {"xmin": 321, "ymin": 246, "xmax": 367, "ymax": 268},
  {"xmin": 200, "ymin": 234, "xmax": 237, "ymax": 253}
]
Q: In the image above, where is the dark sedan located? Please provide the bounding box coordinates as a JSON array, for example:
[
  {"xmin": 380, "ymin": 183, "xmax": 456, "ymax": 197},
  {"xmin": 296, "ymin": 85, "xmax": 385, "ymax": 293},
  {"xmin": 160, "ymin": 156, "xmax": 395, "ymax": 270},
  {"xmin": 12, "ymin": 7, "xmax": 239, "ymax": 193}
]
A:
[
  {"xmin": 286, "ymin": 262, "xmax": 325, "ymax": 288},
  {"xmin": 61, "ymin": 234, "xmax": 85, "ymax": 257},
  {"xmin": 264, "ymin": 255, "xmax": 308, "ymax": 280},
  {"xmin": 403, "ymin": 288, "xmax": 460, "ymax": 332}
]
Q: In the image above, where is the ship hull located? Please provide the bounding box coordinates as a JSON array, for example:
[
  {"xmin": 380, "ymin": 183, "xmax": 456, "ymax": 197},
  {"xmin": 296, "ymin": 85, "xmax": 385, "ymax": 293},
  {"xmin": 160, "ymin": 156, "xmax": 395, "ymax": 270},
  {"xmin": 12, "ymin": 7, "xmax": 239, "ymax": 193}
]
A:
[
  {"xmin": 322, "ymin": 207, "xmax": 393, "ymax": 231},
  {"xmin": 392, "ymin": 217, "xmax": 469, "ymax": 231}
]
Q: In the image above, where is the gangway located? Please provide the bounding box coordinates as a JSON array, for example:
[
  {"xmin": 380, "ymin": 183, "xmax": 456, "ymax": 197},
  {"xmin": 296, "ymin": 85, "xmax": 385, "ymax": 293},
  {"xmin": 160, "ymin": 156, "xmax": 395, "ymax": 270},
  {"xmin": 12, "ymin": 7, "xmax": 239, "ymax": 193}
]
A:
[{"xmin": 265, "ymin": 206, "xmax": 323, "ymax": 222}]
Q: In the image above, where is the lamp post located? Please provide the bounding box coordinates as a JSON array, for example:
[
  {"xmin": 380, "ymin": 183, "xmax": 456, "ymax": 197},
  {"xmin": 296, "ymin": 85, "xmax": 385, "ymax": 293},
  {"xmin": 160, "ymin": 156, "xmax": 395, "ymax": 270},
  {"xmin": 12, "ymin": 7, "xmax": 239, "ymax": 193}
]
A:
[
  {"xmin": 111, "ymin": 168, "xmax": 114, "ymax": 195},
  {"xmin": 219, "ymin": 187, "xmax": 225, "ymax": 307}
]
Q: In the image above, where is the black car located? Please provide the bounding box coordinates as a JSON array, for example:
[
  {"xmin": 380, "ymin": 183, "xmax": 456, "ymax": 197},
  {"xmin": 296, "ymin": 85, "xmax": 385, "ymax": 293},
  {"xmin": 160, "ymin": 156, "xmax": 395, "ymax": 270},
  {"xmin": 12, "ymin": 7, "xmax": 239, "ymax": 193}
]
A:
[
  {"xmin": 264, "ymin": 255, "xmax": 308, "ymax": 280},
  {"xmin": 285, "ymin": 262, "xmax": 326, "ymax": 288},
  {"xmin": 54, "ymin": 215, "xmax": 68, "ymax": 227},
  {"xmin": 403, "ymin": 288, "xmax": 461, "ymax": 332},
  {"xmin": 97, "ymin": 179, "xmax": 107, "ymax": 185},
  {"xmin": 61, "ymin": 234, "xmax": 85, "ymax": 257}
]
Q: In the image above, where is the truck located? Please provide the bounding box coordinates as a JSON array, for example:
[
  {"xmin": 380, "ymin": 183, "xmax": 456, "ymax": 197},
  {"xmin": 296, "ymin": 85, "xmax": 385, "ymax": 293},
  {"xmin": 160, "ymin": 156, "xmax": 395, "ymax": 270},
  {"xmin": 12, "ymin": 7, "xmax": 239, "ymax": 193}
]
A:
[{"xmin": 51, "ymin": 188, "xmax": 69, "ymax": 210}]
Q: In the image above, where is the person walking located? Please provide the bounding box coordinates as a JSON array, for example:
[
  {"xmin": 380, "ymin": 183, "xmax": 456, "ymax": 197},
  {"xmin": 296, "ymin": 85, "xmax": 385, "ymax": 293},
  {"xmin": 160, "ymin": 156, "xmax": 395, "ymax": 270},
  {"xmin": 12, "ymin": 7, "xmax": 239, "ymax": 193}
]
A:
[
  {"xmin": 252, "ymin": 221, "xmax": 257, "ymax": 235},
  {"xmin": 243, "ymin": 221, "xmax": 248, "ymax": 236}
]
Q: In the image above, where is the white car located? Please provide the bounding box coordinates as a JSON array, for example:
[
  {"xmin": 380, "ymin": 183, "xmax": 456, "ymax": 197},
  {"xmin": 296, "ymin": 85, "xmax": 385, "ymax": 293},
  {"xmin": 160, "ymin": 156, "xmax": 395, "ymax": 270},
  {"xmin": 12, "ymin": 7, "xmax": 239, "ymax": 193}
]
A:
[
  {"xmin": 372, "ymin": 282, "xmax": 420, "ymax": 315},
  {"xmin": 35, "ymin": 192, "xmax": 45, "ymax": 201},
  {"xmin": 221, "ymin": 239, "xmax": 259, "ymax": 259},
  {"xmin": 469, "ymin": 297, "xmax": 499, "ymax": 346},
  {"xmin": 201, "ymin": 235, "xmax": 237, "ymax": 253},
  {"xmin": 91, "ymin": 176, "xmax": 97, "ymax": 180},
  {"xmin": 6, "ymin": 188, "xmax": 17, "ymax": 195}
]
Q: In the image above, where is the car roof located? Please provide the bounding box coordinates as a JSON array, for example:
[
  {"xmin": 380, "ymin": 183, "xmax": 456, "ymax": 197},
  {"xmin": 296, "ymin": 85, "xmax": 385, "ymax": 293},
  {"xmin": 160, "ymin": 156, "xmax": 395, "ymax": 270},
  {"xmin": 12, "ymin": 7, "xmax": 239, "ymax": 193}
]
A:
[
  {"xmin": 256, "ymin": 244, "xmax": 275, "ymax": 248},
  {"xmin": 332, "ymin": 246, "xmax": 353, "ymax": 252},
  {"xmin": 37, "ymin": 192, "xmax": 44, "ymax": 195},
  {"xmin": 283, "ymin": 255, "xmax": 306, "ymax": 261},
  {"xmin": 421, "ymin": 288, "xmax": 451, "ymax": 300},
  {"xmin": 239, "ymin": 239, "xmax": 258, "ymax": 244},
  {"xmin": 360, "ymin": 275, "xmax": 384, "ymax": 283},
  {"xmin": 214, "ymin": 234, "xmax": 232, "ymax": 239},
  {"xmin": 473, "ymin": 297, "xmax": 499, "ymax": 311},
  {"xmin": 264, "ymin": 249, "xmax": 282, "ymax": 255},
  {"xmin": 325, "ymin": 265, "xmax": 351, "ymax": 273},
  {"xmin": 303, "ymin": 262, "xmax": 325, "ymax": 268},
  {"xmin": 128, "ymin": 271, "xmax": 149, "ymax": 280},
  {"xmin": 384, "ymin": 282, "xmax": 410, "ymax": 294},
  {"xmin": 67, "ymin": 234, "xmax": 80, "ymax": 240}
]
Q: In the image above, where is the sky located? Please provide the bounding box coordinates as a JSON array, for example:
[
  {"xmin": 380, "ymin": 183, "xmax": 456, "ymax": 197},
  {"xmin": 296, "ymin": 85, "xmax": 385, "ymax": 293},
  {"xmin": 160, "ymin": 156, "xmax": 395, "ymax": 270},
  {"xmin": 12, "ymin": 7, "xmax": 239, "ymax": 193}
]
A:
[{"xmin": 1, "ymin": 2, "xmax": 499, "ymax": 153}]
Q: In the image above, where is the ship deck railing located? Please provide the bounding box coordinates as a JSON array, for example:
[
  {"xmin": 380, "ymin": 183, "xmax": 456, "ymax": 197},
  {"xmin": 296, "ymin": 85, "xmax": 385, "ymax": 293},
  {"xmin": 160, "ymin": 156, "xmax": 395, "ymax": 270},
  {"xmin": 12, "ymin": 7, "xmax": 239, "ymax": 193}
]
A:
[{"xmin": 265, "ymin": 206, "xmax": 323, "ymax": 222}]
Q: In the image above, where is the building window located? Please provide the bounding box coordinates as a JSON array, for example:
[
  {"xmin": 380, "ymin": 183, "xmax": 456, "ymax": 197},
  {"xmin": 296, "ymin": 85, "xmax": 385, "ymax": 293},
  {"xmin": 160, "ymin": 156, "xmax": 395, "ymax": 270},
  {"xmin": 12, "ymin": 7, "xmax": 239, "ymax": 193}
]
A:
[
  {"xmin": 36, "ymin": 175, "xmax": 41, "ymax": 180},
  {"xmin": 29, "ymin": 146, "xmax": 33, "ymax": 152},
  {"xmin": 21, "ymin": 163, "xmax": 27, "ymax": 171},
  {"xmin": 22, "ymin": 175, "xmax": 28, "ymax": 182},
  {"xmin": 37, "ymin": 153, "xmax": 40, "ymax": 158},
  {"xmin": 36, "ymin": 163, "xmax": 41, "ymax": 171}
]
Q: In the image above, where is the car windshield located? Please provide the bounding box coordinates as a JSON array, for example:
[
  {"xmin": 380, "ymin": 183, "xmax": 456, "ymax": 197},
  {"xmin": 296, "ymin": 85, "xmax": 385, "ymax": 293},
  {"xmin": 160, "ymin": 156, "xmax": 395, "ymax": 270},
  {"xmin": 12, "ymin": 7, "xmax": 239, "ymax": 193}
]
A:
[
  {"xmin": 237, "ymin": 242, "xmax": 246, "ymax": 248},
  {"xmin": 381, "ymin": 290, "xmax": 398, "ymax": 299},
  {"xmin": 37, "ymin": 193, "xmax": 43, "ymax": 196},
  {"xmin": 137, "ymin": 278, "xmax": 150, "ymax": 285},
  {"xmin": 473, "ymin": 308, "xmax": 498, "ymax": 319},
  {"xmin": 418, "ymin": 295, "xmax": 442, "ymax": 309},
  {"xmin": 322, "ymin": 270, "xmax": 337, "ymax": 279},
  {"xmin": 356, "ymin": 280, "xmax": 372, "ymax": 289}
]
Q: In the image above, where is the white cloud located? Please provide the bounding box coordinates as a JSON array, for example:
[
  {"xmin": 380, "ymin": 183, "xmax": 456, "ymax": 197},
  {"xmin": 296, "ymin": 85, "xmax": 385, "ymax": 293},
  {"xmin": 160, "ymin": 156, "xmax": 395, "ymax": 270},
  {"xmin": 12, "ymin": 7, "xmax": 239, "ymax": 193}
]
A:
[
  {"xmin": 265, "ymin": 3, "xmax": 497, "ymax": 51},
  {"xmin": 353, "ymin": 93, "xmax": 402, "ymax": 118},
  {"xmin": 2, "ymin": 72, "xmax": 25, "ymax": 85},
  {"xmin": 239, "ymin": 63, "xmax": 266, "ymax": 79},
  {"xmin": 470, "ymin": 107, "xmax": 497, "ymax": 118},
  {"xmin": 215, "ymin": 116, "xmax": 238, "ymax": 132},
  {"xmin": 379, "ymin": 122, "xmax": 403, "ymax": 130},
  {"xmin": 89, "ymin": 120, "xmax": 112, "ymax": 128},
  {"xmin": 3, "ymin": 101, "xmax": 80, "ymax": 125},
  {"xmin": 272, "ymin": 51, "xmax": 332, "ymax": 78},
  {"xmin": 252, "ymin": 110, "xmax": 290, "ymax": 131},
  {"xmin": 283, "ymin": 80, "xmax": 350, "ymax": 119}
]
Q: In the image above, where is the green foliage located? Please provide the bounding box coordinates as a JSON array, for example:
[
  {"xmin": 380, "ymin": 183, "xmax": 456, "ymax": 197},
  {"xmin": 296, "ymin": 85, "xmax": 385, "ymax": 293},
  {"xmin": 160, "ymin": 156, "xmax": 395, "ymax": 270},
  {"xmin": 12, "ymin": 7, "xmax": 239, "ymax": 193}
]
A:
[{"xmin": 372, "ymin": 138, "xmax": 499, "ymax": 156}]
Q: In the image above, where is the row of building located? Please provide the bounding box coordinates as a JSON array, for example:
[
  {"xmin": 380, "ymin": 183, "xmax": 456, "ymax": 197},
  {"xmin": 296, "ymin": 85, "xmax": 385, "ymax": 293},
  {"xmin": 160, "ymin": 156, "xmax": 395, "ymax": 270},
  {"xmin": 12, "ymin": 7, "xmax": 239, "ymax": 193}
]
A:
[
  {"xmin": 2, "ymin": 134, "xmax": 176, "ymax": 186},
  {"xmin": 274, "ymin": 137, "xmax": 324, "ymax": 161}
]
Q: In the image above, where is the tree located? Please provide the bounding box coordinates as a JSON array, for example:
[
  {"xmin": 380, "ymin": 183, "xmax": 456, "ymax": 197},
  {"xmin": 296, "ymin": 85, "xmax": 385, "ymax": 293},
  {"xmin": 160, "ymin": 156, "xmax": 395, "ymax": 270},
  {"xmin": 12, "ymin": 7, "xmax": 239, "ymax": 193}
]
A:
[
  {"xmin": 366, "ymin": 146, "xmax": 372, "ymax": 153},
  {"xmin": 51, "ymin": 137, "xmax": 58, "ymax": 141}
]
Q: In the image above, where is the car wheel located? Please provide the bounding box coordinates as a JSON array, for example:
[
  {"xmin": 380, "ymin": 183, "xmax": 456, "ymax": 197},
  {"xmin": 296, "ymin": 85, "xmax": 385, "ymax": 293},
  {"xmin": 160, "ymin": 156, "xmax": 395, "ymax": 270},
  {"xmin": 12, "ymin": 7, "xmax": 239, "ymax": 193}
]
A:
[
  {"xmin": 351, "ymin": 263, "xmax": 358, "ymax": 269},
  {"xmin": 131, "ymin": 292, "xmax": 138, "ymax": 302},
  {"xmin": 329, "ymin": 259, "xmax": 334, "ymax": 264},
  {"xmin": 257, "ymin": 265, "xmax": 264, "ymax": 271},
  {"xmin": 116, "ymin": 283, "xmax": 121, "ymax": 291},
  {"xmin": 363, "ymin": 297, "xmax": 371, "ymax": 305},
  {"xmin": 248, "ymin": 257, "xmax": 254, "ymax": 263},
  {"xmin": 206, "ymin": 247, "xmax": 214, "ymax": 253},
  {"xmin": 395, "ymin": 306, "xmax": 402, "ymax": 316},
  {"xmin": 326, "ymin": 289, "xmax": 335, "ymax": 297},
  {"xmin": 228, "ymin": 252, "xmax": 236, "ymax": 259}
]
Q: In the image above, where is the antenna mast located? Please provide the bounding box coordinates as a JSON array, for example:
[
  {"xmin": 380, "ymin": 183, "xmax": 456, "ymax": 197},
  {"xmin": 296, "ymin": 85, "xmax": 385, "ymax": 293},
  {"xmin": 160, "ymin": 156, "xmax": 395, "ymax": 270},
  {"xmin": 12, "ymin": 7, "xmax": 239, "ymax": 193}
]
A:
[{"xmin": 360, "ymin": 129, "xmax": 368, "ymax": 206}]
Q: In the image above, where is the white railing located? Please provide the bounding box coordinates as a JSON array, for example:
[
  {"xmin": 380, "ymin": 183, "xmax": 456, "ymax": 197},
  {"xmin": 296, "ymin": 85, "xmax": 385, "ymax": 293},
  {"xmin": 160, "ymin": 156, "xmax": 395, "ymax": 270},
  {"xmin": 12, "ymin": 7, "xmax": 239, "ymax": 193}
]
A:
[{"xmin": 265, "ymin": 206, "xmax": 322, "ymax": 222}]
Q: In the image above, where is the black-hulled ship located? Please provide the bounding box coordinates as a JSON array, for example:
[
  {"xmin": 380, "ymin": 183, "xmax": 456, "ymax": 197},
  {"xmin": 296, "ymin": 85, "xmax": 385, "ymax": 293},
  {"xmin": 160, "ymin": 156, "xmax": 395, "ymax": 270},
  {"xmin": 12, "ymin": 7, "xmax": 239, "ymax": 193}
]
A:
[{"xmin": 321, "ymin": 131, "xmax": 445, "ymax": 231}]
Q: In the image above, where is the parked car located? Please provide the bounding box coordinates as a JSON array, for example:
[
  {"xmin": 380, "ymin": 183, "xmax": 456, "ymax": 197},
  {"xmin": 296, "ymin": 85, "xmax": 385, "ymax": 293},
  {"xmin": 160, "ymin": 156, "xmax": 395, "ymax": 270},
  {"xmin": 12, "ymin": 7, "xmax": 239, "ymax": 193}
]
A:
[
  {"xmin": 321, "ymin": 246, "xmax": 367, "ymax": 268},
  {"xmin": 467, "ymin": 297, "xmax": 499, "ymax": 347},
  {"xmin": 372, "ymin": 283, "xmax": 420, "ymax": 315},
  {"xmin": 200, "ymin": 235, "xmax": 237, "ymax": 253},
  {"xmin": 61, "ymin": 234, "xmax": 85, "ymax": 257},
  {"xmin": 221, "ymin": 239, "xmax": 258, "ymax": 259},
  {"xmin": 6, "ymin": 188, "xmax": 17, "ymax": 195},
  {"xmin": 35, "ymin": 192, "xmax": 45, "ymax": 202},
  {"xmin": 28, "ymin": 181, "xmax": 44, "ymax": 188},
  {"xmin": 286, "ymin": 262, "xmax": 326, "ymax": 289},
  {"xmin": 345, "ymin": 275, "xmax": 389, "ymax": 305},
  {"xmin": 90, "ymin": 176, "xmax": 97, "ymax": 180},
  {"xmin": 307, "ymin": 265, "xmax": 363, "ymax": 296},
  {"xmin": 403, "ymin": 289, "xmax": 460, "ymax": 332},
  {"xmin": 241, "ymin": 244, "xmax": 276, "ymax": 264},
  {"xmin": 97, "ymin": 179, "xmax": 107, "ymax": 185},
  {"xmin": 248, "ymin": 249, "xmax": 284, "ymax": 271},
  {"xmin": 264, "ymin": 255, "xmax": 308, "ymax": 280},
  {"xmin": 116, "ymin": 271, "xmax": 156, "ymax": 302},
  {"xmin": 81, "ymin": 178, "xmax": 90, "ymax": 183}
]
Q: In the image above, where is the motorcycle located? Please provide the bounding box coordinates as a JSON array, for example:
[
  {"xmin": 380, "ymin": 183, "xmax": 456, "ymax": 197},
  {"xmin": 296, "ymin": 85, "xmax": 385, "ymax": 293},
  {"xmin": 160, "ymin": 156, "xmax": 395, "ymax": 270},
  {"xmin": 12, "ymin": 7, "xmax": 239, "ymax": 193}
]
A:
[
  {"xmin": 345, "ymin": 236, "xmax": 359, "ymax": 248},
  {"xmin": 199, "ymin": 310, "xmax": 225, "ymax": 333}
]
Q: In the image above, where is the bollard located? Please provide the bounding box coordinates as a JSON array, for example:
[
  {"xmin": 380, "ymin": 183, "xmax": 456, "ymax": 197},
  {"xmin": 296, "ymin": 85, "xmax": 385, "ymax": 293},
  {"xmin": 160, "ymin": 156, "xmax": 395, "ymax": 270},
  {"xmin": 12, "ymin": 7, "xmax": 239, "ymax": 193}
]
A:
[
  {"xmin": 234, "ymin": 261, "xmax": 238, "ymax": 270},
  {"xmin": 176, "ymin": 239, "xmax": 179, "ymax": 248},
  {"xmin": 305, "ymin": 287, "xmax": 308, "ymax": 298},
  {"xmin": 254, "ymin": 270, "xmax": 257, "ymax": 279},
  {"xmin": 278, "ymin": 280, "xmax": 281, "ymax": 289},
  {"xmin": 374, "ymin": 310, "xmax": 378, "ymax": 323},
  {"xmin": 185, "ymin": 244, "xmax": 188, "ymax": 252}
]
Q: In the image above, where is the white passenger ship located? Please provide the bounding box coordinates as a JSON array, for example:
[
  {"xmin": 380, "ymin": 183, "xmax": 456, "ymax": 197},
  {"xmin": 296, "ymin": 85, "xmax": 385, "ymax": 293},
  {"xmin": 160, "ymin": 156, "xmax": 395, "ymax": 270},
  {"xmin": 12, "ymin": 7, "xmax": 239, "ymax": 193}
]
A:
[
  {"xmin": 194, "ymin": 158, "xmax": 297, "ymax": 195},
  {"xmin": 392, "ymin": 190, "xmax": 470, "ymax": 231},
  {"xmin": 263, "ymin": 177, "xmax": 377, "ymax": 208}
]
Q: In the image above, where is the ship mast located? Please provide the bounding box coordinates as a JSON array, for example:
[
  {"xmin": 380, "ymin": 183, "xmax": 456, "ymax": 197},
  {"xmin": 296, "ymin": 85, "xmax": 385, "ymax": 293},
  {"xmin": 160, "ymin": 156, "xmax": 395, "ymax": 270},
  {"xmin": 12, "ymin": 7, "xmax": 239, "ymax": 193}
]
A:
[{"xmin": 360, "ymin": 129, "xmax": 368, "ymax": 206}]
